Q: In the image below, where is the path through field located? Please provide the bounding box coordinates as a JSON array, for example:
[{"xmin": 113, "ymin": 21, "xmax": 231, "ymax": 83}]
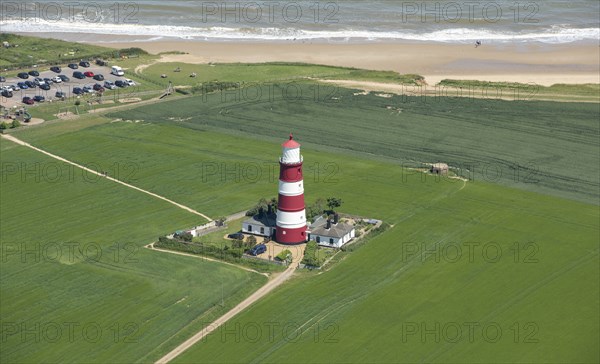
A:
[
  {"xmin": 1, "ymin": 133, "xmax": 212, "ymax": 221},
  {"xmin": 155, "ymin": 259, "xmax": 299, "ymax": 364}
]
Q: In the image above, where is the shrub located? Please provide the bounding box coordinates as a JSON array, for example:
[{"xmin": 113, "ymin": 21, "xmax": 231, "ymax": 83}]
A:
[
  {"xmin": 10, "ymin": 120, "xmax": 20, "ymax": 128},
  {"xmin": 276, "ymin": 249, "xmax": 292, "ymax": 262},
  {"xmin": 302, "ymin": 241, "xmax": 320, "ymax": 267},
  {"xmin": 0, "ymin": 122, "xmax": 8, "ymax": 130}
]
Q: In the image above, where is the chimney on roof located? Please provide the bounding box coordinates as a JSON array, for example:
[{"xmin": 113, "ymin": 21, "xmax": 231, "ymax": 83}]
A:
[
  {"xmin": 326, "ymin": 219, "xmax": 331, "ymax": 230},
  {"xmin": 334, "ymin": 213, "xmax": 339, "ymax": 224}
]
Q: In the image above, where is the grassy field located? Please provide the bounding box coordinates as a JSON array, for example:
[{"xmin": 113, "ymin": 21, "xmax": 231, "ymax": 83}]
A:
[
  {"xmin": 2, "ymin": 57, "xmax": 598, "ymax": 364},
  {"xmin": 0, "ymin": 137, "xmax": 267, "ymax": 363},
  {"xmin": 6, "ymin": 86, "xmax": 598, "ymax": 362},
  {"xmin": 173, "ymin": 177, "xmax": 599, "ymax": 363},
  {"xmin": 107, "ymin": 83, "xmax": 599, "ymax": 204}
]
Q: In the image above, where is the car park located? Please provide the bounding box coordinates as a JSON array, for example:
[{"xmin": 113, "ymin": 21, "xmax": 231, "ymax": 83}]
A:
[
  {"xmin": 39, "ymin": 83, "xmax": 51, "ymax": 90},
  {"xmin": 93, "ymin": 74, "xmax": 104, "ymax": 81},
  {"xmin": 68, "ymin": 63, "xmax": 78, "ymax": 69},
  {"xmin": 22, "ymin": 96, "xmax": 34, "ymax": 104},
  {"xmin": 1, "ymin": 89, "xmax": 13, "ymax": 97},
  {"xmin": 73, "ymin": 71, "xmax": 85, "ymax": 79},
  {"xmin": 50, "ymin": 66, "xmax": 61, "ymax": 73},
  {"xmin": 84, "ymin": 71, "xmax": 94, "ymax": 77},
  {"xmin": 18, "ymin": 72, "xmax": 29, "ymax": 79},
  {"xmin": 248, "ymin": 244, "xmax": 267, "ymax": 256},
  {"xmin": 59, "ymin": 75, "xmax": 70, "ymax": 82},
  {"xmin": 17, "ymin": 82, "xmax": 28, "ymax": 89},
  {"xmin": 33, "ymin": 95, "xmax": 45, "ymax": 102},
  {"xmin": 79, "ymin": 61, "xmax": 90, "ymax": 67},
  {"xmin": 72, "ymin": 87, "xmax": 84, "ymax": 95}
]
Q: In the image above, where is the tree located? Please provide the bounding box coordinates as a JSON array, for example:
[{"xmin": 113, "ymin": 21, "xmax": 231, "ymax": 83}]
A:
[
  {"xmin": 326, "ymin": 197, "xmax": 343, "ymax": 213},
  {"xmin": 10, "ymin": 120, "xmax": 20, "ymax": 129},
  {"xmin": 245, "ymin": 235, "xmax": 257, "ymax": 249},
  {"xmin": 0, "ymin": 122, "xmax": 8, "ymax": 130}
]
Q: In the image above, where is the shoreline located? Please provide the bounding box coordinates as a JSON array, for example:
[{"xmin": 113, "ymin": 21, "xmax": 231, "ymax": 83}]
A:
[
  {"xmin": 105, "ymin": 40, "xmax": 599, "ymax": 86},
  {"xmin": 10, "ymin": 32, "xmax": 600, "ymax": 86}
]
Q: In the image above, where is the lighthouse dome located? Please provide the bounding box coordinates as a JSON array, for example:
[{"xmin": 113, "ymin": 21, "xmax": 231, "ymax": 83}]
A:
[{"xmin": 281, "ymin": 133, "xmax": 302, "ymax": 164}]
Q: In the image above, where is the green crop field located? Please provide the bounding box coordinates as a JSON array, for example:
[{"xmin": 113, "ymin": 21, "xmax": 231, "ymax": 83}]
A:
[
  {"xmin": 108, "ymin": 83, "xmax": 599, "ymax": 204},
  {"xmin": 2, "ymin": 74, "xmax": 598, "ymax": 363},
  {"xmin": 0, "ymin": 137, "xmax": 267, "ymax": 363}
]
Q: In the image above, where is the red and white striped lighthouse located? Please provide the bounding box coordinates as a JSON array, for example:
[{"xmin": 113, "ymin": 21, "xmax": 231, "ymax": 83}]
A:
[{"xmin": 276, "ymin": 133, "xmax": 307, "ymax": 244}]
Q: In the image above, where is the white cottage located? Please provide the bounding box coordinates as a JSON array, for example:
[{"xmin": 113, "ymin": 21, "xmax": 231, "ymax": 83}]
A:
[{"xmin": 307, "ymin": 216, "xmax": 355, "ymax": 248}]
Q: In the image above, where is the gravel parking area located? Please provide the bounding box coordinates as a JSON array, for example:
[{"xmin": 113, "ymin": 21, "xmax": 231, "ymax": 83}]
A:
[{"xmin": 0, "ymin": 64, "xmax": 139, "ymax": 109}]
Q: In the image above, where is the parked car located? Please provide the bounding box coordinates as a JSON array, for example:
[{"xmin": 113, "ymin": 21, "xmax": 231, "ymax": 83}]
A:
[
  {"xmin": 22, "ymin": 96, "xmax": 34, "ymax": 104},
  {"xmin": 104, "ymin": 81, "xmax": 117, "ymax": 90},
  {"xmin": 83, "ymin": 71, "xmax": 94, "ymax": 77},
  {"xmin": 0, "ymin": 76, "xmax": 5, "ymax": 82},
  {"xmin": 79, "ymin": 61, "xmax": 90, "ymax": 67},
  {"xmin": 93, "ymin": 74, "xmax": 104, "ymax": 81},
  {"xmin": 83, "ymin": 85, "xmax": 93, "ymax": 93},
  {"xmin": 28, "ymin": 70, "xmax": 40, "ymax": 76},
  {"xmin": 43, "ymin": 77, "xmax": 53, "ymax": 84},
  {"xmin": 10, "ymin": 84, "xmax": 20, "ymax": 91},
  {"xmin": 33, "ymin": 95, "xmax": 45, "ymax": 102},
  {"xmin": 96, "ymin": 59, "xmax": 108, "ymax": 66},
  {"xmin": 17, "ymin": 82, "xmax": 28, "ymax": 89},
  {"xmin": 34, "ymin": 78, "xmax": 45, "ymax": 86},
  {"xmin": 39, "ymin": 83, "xmax": 51, "ymax": 90},
  {"xmin": 93, "ymin": 83, "xmax": 105, "ymax": 92},
  {"xmin": 72, "ymin": 87, "xmax": 84, "ymax": 95},
  {"xmin": 228, "ymin": 232, "xmax": 244, "ymax": 240},
  {"xmin": 125, "ymin": 79, "xmax": 136, "ymax": 86},
  {"xmin": 248, "ymin": 244, "xmax": 267, "ymax": 256},
  {"xmin": 24, "ymin": 80, "xmax": 35, "ymax": 88},
  {"xmin": 50, "ymin": 66, "xmax": 61, "ymax": 73},
  {"xmin": 18, "ymin": 72, "xmax": 29, "ymax": 79},
  {"xmin": 73, "ymin": 71, "xmax": 85, "ymax": 79},
  {"xmin": 115, "ymin": 80, "xmax": 127, "ymax": 88},
  {"xmin": 1, "ymin": 89, "xmax": 13, "ymax": 98},
  {"xmin": 58, "ymin": 74, "xmax": 70, "ymax": 82},
  {"xmin": 55, "ymin": 91, "xmax": 66, "ymax": 98},
  {"xmin": 52, "ymin": 76, "xmax": 62, "ymax": 83},
  {"xmin": 68, "ymin": 63, "xmax": 79, "ymax": 69}
]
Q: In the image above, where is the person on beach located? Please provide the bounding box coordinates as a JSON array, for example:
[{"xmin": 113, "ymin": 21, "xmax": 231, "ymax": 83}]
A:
[{"xmin": 475, "ymin": 40, "xmax": 482, "ymax": 48}]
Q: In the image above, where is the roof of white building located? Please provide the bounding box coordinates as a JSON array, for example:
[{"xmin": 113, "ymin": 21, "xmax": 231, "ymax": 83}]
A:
[
  {"xmin": 309, "ymin": 216, "xmax": 354, "ymax": 238},
  {"xmin": 243, "ymin": 213, "xmax": 277, "ymax": 228}
]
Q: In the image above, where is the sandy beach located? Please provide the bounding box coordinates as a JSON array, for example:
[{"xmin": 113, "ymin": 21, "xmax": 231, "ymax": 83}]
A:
[{"xmin": 100, "ymin": 40, "xmax": 599, "ymax": 86}]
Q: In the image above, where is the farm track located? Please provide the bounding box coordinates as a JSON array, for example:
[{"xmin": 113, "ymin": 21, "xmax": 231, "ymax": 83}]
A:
[{"xmin": 1, "ymin": 133, "xmax": 212, "ymax": 222}]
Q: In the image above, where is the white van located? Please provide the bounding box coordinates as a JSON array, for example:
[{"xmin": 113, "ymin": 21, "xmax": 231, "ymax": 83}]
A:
[{"xmin": 111, "ymin": 66, "xmax": 124, "ymax": 76}]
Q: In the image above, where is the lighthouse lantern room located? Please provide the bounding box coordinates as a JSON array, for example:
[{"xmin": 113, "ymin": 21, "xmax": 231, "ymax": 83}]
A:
[{"xmin": 276, "ymin": 133, "xmax": 308, "ymax": 244}]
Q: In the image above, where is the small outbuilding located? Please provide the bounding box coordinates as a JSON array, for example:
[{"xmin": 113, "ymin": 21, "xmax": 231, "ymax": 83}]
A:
[{"xmin": 430, "ymin": 163, "xmax": 449, "ymax": 175}]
